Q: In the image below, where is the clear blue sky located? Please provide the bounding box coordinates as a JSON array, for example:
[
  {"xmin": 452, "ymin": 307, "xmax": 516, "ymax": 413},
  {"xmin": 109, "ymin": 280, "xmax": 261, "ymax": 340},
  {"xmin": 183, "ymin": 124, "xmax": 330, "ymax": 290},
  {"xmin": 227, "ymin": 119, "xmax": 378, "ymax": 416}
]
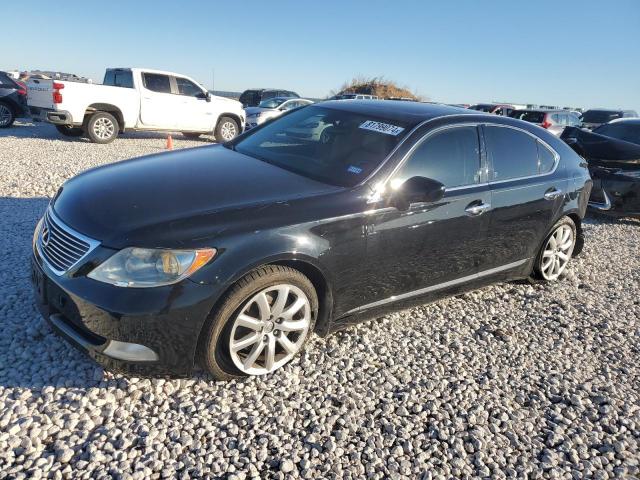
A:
[{"xmin": 4, "ymin": 0, "xmax": 639, "ymax": 110}]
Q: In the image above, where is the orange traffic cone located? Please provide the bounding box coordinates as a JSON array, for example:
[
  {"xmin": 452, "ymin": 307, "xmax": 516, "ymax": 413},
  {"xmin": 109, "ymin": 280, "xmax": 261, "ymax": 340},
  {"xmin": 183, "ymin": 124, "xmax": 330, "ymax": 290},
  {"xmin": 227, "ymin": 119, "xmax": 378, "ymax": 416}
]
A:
[{"xmin": 166, "ymin": 134, "xmax": 174, "ymax": 150}]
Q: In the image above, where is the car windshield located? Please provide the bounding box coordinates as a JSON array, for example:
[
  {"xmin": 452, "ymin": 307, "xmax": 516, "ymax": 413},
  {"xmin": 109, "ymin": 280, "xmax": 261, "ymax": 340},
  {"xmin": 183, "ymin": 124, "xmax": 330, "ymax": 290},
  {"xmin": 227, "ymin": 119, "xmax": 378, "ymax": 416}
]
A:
[
  {"xmin": 511, "ymin": 111, "xmax": 546, "ymax": 123},
  {"xmin": 469, "ymin": 104, "xmax": 493, "ymax": 112},
  {"xmin": 259, "ymin": 98, "xmax": 287, "ymax": 109},
  {"xmin": 232, "ymin": 106, "xmax": 412, "ymax": 187},
  {"xmin": 582, "ymin": 110, "xmax": 621, "ymax": 123},
  {"xmin": 594, "ymin": 123, "xmax": 640, "ymax": 145}
]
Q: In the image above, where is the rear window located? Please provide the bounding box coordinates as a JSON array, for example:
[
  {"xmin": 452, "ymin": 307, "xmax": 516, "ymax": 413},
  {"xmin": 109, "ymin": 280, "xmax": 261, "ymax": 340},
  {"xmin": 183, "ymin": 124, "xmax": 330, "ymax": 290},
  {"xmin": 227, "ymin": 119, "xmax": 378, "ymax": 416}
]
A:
[
  {"xmin": 582, "ymin": 110, "xmax": 622, "ymax": 123},
  {"xmin": 142, "ymin": 73, "xmax": 171, "ymax": 93},
  {"xmin": 593, "ymin": 123, "xmax": 640, "ymax": 144},
  {"xmin": 512, "ymin": 111, "xmax": 546, "ymax": 123},
  {"xmin": 103, "ymin": 70, "xmax": 134, "ymax": 88}
]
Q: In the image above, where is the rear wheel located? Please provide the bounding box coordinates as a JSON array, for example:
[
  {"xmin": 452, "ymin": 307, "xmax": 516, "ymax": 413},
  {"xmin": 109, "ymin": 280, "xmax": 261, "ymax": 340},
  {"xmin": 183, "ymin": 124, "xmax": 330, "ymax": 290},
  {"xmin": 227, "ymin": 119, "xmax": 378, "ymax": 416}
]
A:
[
  {"xmin": 533, "ymin": 216, "xmax": 576, "ymax": 281},
  {"xmin": 55, "ymin": 125, "xmax": 84, "ymax": 137},
  {"xmin": 214, "ymin": 116, "xmax": 239, "ymax": 143},
  {"xmin": 86, "ymin": 112, "xmax": 118, "ymax": 144},
  {"xmin": 199, "ymin": 265, "xmax": 317, "ymax": 380},
  {"xmin": 0, "ymin": 102, "xmax": 15, "ymax": 128}
]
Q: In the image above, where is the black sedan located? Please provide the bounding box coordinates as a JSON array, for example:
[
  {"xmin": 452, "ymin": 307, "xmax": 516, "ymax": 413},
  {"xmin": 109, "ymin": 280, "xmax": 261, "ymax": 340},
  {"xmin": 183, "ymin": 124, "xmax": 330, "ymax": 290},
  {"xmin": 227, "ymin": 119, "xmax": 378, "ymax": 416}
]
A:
[
  {"xmin": 31, "ymin": 101, "xmax": 592, "ymax": 379},
  {"xmin": 562, "ymin": 119, "xmax": 640, "ymax": 217},
  {"xmin": 0, "ymin": 71, "xmax": 28, "ymax": 128}
]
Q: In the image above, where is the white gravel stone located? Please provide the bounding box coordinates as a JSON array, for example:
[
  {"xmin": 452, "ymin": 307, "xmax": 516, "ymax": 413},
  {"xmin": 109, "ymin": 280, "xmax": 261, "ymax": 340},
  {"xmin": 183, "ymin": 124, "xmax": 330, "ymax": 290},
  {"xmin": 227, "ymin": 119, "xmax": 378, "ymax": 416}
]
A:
[{"xmin": 0, "ymin": 121, "xmax": 639, "ymax": 478}]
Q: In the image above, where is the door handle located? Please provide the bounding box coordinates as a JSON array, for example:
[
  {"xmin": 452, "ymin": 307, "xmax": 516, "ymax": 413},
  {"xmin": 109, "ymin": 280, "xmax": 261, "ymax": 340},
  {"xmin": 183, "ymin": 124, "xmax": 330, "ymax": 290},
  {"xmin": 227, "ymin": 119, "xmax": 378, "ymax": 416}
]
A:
[
  {"xmin": 465, "ymin": 201, "xmax": 491, "ymax": 216},
  {"xmin": 544, "ymin": 188, "xmax": 563, "ymax": 200}
]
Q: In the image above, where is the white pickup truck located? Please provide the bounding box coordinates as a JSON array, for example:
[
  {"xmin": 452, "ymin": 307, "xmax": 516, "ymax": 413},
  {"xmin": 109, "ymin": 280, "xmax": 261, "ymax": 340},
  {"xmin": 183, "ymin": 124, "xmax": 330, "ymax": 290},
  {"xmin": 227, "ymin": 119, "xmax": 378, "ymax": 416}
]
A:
[{"xmin": 27, "ymin": 68, "xmax": 245, "ymax": 144}]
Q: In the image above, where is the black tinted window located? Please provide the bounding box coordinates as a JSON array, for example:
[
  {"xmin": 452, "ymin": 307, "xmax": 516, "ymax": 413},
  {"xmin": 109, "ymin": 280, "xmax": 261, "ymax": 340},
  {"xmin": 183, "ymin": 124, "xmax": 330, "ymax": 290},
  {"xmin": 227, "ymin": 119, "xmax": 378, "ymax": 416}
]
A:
[
  {"xmin": 537, "ymin": 142, "xmax": 556, "ymax": 173},
  {"xmin": 143, "ymin": 73, "xmax": 171, "ymax": 93},
  {"xmin": 485, "ymin": 126, "xmax": 539, "ymax": 181},
  {"xmin": 175, "ymin": 77, "xmax": 202, "ymax": 97},
  {"xmin": 582, "ymin": 110, "xmax": 621, "ymax": 123},
  {"xmin": 392, "ymin": 127, "xmax": 480, "ymax": 189},
  {"xmin": 103, "ymin": 70, "xmax": 133, "ymax": 88},
  {"xmin": 594, "ymin": 123, "xmax": 640, "ymax": 144}
]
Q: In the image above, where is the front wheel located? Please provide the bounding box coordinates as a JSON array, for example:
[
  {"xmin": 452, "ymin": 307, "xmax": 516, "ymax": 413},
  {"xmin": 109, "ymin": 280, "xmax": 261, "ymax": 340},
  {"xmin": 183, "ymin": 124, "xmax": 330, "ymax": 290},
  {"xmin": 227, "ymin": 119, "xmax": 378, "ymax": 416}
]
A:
[
  {"xmin": 533, "ymin": 216, "xmax": 576, "ymax": 281},
  {"xmin": 0, "ymin": 102, "xmax": 15, "ymax": 128},
  {"xmin": 55, "ymin": 125, "xmax": 84, "ymax": 137},
  {"xmin": 214, "ymin": 116, "xmax": 239, "ymax": 143},
  {"xmin": 199, "ymin": 265, "xmax": 318, "ymax": 380},
  {"xmin": 86, "ymin": 112, "xmax": 118, "ymax": 144}
]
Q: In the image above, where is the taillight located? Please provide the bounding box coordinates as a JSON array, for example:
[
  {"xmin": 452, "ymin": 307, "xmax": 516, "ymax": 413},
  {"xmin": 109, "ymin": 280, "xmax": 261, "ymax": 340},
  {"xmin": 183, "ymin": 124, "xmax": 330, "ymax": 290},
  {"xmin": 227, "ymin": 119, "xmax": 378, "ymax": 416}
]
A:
[
  {"xmin": 16, "ymin": 81, "xmax": 27, "ymax": 96},
  {"xmin": 541, "ymin": 115, "xmax": 552, "ymax": 129},
  {"xmin": 52, "ymin": 82, "xmax": 64, "ymax": 104}
]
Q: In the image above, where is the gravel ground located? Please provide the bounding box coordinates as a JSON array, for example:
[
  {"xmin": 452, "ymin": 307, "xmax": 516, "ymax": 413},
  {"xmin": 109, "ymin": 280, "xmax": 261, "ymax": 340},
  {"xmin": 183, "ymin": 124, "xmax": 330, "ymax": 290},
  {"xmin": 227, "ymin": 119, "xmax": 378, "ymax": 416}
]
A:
[{"xmin": 1, "ymin": 121, "xmax": 639, "ymax": 479}]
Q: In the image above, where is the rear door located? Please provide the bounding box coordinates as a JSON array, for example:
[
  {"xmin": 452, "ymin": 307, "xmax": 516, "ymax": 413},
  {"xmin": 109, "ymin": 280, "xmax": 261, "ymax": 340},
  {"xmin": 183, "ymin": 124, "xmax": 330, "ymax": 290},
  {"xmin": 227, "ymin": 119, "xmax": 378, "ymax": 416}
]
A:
[
  {"xmin": 139, "ymin": 72, "xmax": 180, "ymax": 129},
  {"xmin": 482, "ymin": 124, "xmax": 567, "ymax": 270},
  {"xmin": 361, "ymin": 125, "xmax": 491, "ymax": 309}
]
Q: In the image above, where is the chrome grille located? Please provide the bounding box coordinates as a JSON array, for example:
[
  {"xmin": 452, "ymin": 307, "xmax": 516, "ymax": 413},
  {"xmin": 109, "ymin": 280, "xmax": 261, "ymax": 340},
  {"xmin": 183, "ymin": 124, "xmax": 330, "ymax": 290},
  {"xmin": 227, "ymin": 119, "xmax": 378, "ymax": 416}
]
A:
[{"xmin": 38, "ymin": 209, "xmax": 98, "ymax": 275}]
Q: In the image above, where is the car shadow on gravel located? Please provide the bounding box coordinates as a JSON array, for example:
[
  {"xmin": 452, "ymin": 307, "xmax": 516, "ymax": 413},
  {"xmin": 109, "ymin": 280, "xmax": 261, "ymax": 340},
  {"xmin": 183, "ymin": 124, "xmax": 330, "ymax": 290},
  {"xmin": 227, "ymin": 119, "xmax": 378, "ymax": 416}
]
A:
[
  {"xmin": 585, "ymin": 210, "xmax": 640, "ymax": 227},
  {"xmin": 1, "ymin": 121, "xmax": 216, "ymax": 143},
  {"xmin": 0, "ymin": 196, "xmax": 112, "ymax": 390}
]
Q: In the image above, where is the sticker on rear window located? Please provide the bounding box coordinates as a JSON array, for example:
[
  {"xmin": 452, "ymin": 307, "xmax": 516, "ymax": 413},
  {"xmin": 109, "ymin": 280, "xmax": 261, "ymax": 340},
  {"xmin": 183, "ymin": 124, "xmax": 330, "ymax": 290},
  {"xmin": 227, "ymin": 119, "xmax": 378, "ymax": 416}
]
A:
[
  {"xmin": 359, "ymin": 120, "xmax": 405, "ymax": 136},
  {"xmin": 347, "ymin": 165, "xmax": 363, "ymax": 174}
]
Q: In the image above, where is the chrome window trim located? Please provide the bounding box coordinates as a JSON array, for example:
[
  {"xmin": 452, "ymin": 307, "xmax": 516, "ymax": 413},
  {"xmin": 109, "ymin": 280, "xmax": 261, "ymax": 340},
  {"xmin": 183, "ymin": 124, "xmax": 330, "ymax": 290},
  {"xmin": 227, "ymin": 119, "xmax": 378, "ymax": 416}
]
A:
[
  {"xmin": 482, "ymin": 123, "xmax": 561, "ymax": 185},
  {"xmin": 345, "ymin": 258, "xmax": 529, "ymax": 315},
  {"xmin": 36, "ymin": 207, "xmax": 101, "ymax": 276}
]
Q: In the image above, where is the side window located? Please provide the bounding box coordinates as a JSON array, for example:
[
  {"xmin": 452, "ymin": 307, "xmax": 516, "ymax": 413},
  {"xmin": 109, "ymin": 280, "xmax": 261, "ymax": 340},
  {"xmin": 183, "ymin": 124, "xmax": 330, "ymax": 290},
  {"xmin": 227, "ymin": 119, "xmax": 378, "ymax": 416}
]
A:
[
  {"xmin": 142, "ymin": 73, "xmax": 171, "ymax": 93},
  {"xmin": 104, "ymin": 70, "xmax": 133, "ymax": 88},
  {"xmin": 537, "ymin": 141, "xmax": 556, "ymax": 173},
  {"xmin": 392, "ymin": 127, "xmax": 481, "ymax": 189},
  {"xmin": 485, "ymin": 126, "xmax": 539, "ymax": 181},
  {"xmin": 551, "ymin": 113, "xmax": 561, "ymax": 124},
  {"xmin": 175, "ymin": 77, "xmax": 203, "ymax": 97}
]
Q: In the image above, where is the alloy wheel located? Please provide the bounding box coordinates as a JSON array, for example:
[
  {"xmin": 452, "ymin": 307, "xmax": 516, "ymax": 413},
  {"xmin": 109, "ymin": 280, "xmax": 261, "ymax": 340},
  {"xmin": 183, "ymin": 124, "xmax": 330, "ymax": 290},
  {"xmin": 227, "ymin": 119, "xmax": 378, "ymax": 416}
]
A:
[
  {"xmin": 93, "ymin": 117, "xmax": 115, "ymax": 140},
  {"xmin": 228, "ymin": 284, "xmax": 311, "ymax": 375},
  {"xmin": 0, "ymin": 104, "xmax": 12, "ymax": 127},
  {"xmin": 220, "ymin": 121, "xmax": 237, "ymax": 141},
  {"xmin": 540, "ymin": 224, "xmax": 574, "ymax": 280}
]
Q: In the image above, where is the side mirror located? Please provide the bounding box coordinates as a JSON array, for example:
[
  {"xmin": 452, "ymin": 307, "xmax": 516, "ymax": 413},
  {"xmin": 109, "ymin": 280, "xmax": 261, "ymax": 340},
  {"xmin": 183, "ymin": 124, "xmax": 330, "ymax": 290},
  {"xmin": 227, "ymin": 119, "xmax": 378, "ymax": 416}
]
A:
[
  {"xmin": 205, "ymin": 91, "xmax": 211, "ymax": 102},
  {"xmin": 391, "ymin": 176, "xmax": 445, "ymax": 209}
]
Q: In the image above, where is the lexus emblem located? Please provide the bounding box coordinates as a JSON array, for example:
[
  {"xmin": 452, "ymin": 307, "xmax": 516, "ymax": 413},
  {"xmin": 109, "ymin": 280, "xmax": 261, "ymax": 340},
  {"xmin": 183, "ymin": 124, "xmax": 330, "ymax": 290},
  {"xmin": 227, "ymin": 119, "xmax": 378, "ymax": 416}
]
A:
[{"xmin": 41, "ymin": 225, "xmax": 50, "ymax": 247}]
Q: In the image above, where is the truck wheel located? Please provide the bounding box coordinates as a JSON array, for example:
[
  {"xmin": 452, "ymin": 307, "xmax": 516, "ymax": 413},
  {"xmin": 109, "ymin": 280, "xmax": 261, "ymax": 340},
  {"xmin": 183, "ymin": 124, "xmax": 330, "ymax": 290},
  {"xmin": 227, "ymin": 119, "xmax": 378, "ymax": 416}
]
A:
[
  {"xmin": 0, "ymin": 102, "xmax": 15, "ymax": 128},
  {"xmin": 182, "ymin": 132, "xmax": 202, "ymax": 139},
  {"xmin": 214, "ymin": 116, "xmax": 239, "ymax": 143},
  {"xmin": 55, "ymin": 125, "xmax": 84, "ymax": 137},
  {"xmin": 86, "ymin": 112, "xmax": 118, "ymax": 144}
]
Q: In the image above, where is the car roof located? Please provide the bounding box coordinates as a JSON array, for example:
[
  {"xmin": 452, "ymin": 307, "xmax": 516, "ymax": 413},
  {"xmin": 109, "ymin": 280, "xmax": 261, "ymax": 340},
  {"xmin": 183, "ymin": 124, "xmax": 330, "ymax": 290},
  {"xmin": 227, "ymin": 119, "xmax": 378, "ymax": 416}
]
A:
[
  {"xmin": 584, "ymin": 108, "xmax": 624, "ymax": 113},
  {"xmin": 513, "ymin": 109, "xmax": 567, "ymax": 113},
  {"xmin": 317, "ymin": 100, "xmax": 474, "ymax": 124},
  {"xmin": 606, "ymin": 118, "xmax": 640, "ymax": 125}
]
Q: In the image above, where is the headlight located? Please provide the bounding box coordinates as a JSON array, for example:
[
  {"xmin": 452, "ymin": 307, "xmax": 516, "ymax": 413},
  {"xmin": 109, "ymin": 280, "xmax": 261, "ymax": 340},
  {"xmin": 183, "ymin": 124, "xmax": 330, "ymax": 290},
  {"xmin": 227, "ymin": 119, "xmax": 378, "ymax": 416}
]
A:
[{"xmin": 88, "ymin": 247, "xmax": 216, "ymax": 288}]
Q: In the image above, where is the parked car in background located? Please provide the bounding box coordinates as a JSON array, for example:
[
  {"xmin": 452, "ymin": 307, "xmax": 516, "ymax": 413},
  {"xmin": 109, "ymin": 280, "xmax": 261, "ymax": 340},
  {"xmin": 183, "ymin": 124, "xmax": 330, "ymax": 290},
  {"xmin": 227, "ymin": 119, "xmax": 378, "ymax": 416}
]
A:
[
  {"xmin": 469, "ymin": 103, "xmax": 515, "ymax": 116},
  {"xmin": 27, "ymin": 68, "xmax": 245, "ymax": 143},
  {"xmin": 562, "ymin": 119, "xmax": 640, "ymax": 217},
  {"xmin": 245, "ymin": 97, "xmax": 313, "ymax": 130},
  {"xmin": 510, "ymin": 109, "xmax": 581, "ymax": 136},
  {"xmin": 0, "ymin": 71, "xmax": 28, "ymax": 128},
  {"xmin": 580, "ymin": 109, "xmax": 638, "ymax": 130},
  {"xmin": 332, "ymin": 93, "xmax": 379, "ymax": 100},
  {"xmin": 32, "ymin": 101, "xmax": 591, "ymax": 379},
  {"xmin": 239, "ymin": 89, "xmax": 299, "ymax": 108}
]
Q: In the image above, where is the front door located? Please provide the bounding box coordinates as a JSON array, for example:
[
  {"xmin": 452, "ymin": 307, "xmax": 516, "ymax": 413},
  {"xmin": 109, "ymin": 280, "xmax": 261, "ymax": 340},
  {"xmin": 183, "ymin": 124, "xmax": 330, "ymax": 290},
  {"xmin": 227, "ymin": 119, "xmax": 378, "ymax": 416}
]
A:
[
  {"xmin": 481, "ymin": 124, "xmax": 568, "ymax": 269},
  {"xmin": 173, "ymin": 76, "xmax": 213, "ymax": 131},
  {"xmin": 360, "ymin": 125, "xmax": 491, "ymax": 310}
]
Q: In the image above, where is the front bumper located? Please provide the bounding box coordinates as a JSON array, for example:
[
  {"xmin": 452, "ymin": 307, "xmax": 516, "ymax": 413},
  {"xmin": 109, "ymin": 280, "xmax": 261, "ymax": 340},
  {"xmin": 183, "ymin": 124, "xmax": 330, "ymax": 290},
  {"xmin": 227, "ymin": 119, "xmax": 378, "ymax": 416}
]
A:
[{"xmin": 31, "ymin": 244, "xmax": 216, "ymax": 377}]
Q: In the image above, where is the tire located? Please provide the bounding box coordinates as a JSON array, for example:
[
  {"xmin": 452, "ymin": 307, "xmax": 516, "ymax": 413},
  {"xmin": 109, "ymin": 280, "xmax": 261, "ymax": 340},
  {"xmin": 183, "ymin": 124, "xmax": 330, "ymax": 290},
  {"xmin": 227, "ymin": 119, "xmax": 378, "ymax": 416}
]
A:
[
  {"xmin": 199, "ymin": 265, "xmax": 318, "ymax": 380},
  {"xmin": 86, "ymin": 112, "xmax": 118, "ymax": 144},
  {"xmin": 532, "ymin": 216, "xmax": 577, "ymax": 282},
  {"xmin": 55, "ymin": 125, "xmax": 84, "ymax": 137},
  {"xmin": 214, "ymin": 116, "xmax": 239, "ymax": 143},
  {"xmin": 182, "ymin": 132, "xmax": 202, "ymax": 139},
  {"xmin": 0, "ymin": 101, "xmax": 15, "ymax": 128}
]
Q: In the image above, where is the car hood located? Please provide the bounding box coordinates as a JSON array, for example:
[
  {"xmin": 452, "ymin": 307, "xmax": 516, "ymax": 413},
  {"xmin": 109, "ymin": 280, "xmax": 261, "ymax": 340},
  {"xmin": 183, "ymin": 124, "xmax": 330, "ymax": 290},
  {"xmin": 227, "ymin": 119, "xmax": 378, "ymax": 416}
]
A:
[
  {"xmin": 561, "ymin": 126, "xmax": 640, "ymax": 169},
  {"xmin": 244, "ymin": 107, "xmax": 276, "ymax": 116},
  {"xmin": 53, "ymin": 145, "xmax": 340, "ymax": 248}
]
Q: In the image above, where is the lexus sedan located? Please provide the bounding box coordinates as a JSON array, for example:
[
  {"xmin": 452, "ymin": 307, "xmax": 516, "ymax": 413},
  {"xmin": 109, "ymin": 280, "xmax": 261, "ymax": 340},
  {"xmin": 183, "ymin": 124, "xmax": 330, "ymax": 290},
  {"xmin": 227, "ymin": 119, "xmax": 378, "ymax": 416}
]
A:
[{"xmin": 31, "ymin": 101, "xmax": 592, "ymax": 379}]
